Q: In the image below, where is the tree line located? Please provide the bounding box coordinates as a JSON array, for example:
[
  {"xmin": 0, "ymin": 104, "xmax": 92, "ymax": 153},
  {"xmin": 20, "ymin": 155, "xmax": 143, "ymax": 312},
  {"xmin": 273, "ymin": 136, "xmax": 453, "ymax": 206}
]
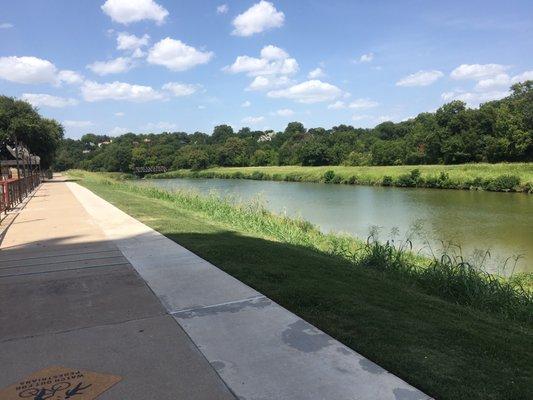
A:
[{"xmin": 54, "ymin": 80, "xmax": 531, "ymax": 172}]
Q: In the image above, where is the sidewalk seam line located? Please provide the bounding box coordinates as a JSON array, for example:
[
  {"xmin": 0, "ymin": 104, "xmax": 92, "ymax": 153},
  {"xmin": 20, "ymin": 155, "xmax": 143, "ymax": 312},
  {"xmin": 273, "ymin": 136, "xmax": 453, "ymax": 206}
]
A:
[
  {"xmin": 0, "ymin": 254, "xmax": 127, "ymax": 270},
  {"xmin": 170, "ymin": 295, "xmax": 267, "ymax": 315},
  {"xmin": 0, "ymin": 313, "xmax": 167, "ymax": 344},
  {"xmin": 0, "ymin": 262, "xmax": 130, "ymax": 278},
  {"xmin": 0, "ymin": 248, "xmax": 120, "ymax": 263}
]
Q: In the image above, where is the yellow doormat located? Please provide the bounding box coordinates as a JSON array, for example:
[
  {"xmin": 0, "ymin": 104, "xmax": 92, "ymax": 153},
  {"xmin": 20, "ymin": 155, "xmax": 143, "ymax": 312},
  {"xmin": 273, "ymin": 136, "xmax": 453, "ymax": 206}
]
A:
[{"xmin": 0, "ymin": 366, "xmax": 122, "ymax": 399}]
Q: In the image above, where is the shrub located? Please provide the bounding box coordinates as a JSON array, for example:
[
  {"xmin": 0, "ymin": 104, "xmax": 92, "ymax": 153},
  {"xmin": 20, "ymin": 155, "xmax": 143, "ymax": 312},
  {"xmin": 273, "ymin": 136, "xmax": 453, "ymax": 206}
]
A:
[
  {"xmin": 348, "ymin": 175, "xmax": 358, "ymax": 185},
  {"xmin": 424, "ymin": 176, "xmax": 439, "ymax": 188},
  {"xmin": 396, "ymin": 173, "xmax": 412, "ymax": 187},
  {"xmin": 382, "ymin": 175, "xmax": 393, "ymax": 186},
  {"xmin": 250, "ymin": 171, "xmax": 265, "ymax": 180},
  {"xmin": 486, "ymin": 174, "xmax": 520, "ymax": 192},
  {"xmin": 396, "ymin": 168, "xmax": 423, "ymax": 187},
  {"xmin": 331, "ymin": 175, "xmax": 342, "ymax": 184},
  {"xmin": 323, "ymin": 170, "xmax": 336, "ymax": 183}
]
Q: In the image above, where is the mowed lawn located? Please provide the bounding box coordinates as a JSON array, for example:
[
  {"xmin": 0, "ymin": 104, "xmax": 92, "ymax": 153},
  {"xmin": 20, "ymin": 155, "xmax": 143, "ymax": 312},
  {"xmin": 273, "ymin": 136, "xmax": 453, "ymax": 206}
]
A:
[{"xmin": 78, "ymin": 175, "xmax": 533, "ymax": 400}]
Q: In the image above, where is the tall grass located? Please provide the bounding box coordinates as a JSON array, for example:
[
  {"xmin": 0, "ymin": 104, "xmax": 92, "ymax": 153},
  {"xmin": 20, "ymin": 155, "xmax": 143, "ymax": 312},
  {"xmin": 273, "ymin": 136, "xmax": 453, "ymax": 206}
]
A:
[
  {"xmin": 149, "ymin": 163, "xmax": 533, "ymax": 193},
  {"xmin": 74, "ymin": 171, "xmax": 533, "ymax": 323}
]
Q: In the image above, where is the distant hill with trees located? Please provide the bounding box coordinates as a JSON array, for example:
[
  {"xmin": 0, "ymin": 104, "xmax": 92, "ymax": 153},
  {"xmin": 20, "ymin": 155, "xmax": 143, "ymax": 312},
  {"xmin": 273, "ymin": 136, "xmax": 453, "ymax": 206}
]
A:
[{"xmin": 56, "ymin": 81, "xmax": 532, "ymax": 172}]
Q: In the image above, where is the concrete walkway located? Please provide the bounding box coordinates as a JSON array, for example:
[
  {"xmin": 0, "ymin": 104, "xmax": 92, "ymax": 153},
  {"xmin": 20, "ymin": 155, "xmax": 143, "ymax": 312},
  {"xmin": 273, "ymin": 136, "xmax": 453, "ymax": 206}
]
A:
[
  {"xmin": 0, "ymin": 179, "xmax": 235, "ymax": 399},
  {"xmin": 1, "ymin": 179, "xmax": 431, "ymax": 400}
]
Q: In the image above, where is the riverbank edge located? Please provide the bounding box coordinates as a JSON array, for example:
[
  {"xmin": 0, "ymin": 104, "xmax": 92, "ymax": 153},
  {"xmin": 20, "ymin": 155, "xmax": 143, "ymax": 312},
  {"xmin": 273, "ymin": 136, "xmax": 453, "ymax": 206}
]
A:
[
  {"xmin": 69, "ymin": 170, "xmax": 533, "ymax": 400},
  {"xmin": 69, "ymin": 170, "xmax": 532, "ymax": 319},
  {"xmin": 147, "ymin": 163, "xmax": 533, "ymax": 193}
]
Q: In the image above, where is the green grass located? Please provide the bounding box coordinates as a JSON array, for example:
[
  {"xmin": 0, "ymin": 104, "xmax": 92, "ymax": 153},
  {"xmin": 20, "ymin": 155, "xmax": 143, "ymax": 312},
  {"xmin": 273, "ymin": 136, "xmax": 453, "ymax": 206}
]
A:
[
  {"xmin": 150, "ymin": 163, "xmax": 533, "ymax": 193},
  {"xmin": 70, "ymin": 170, "xmax": 533, "ymax": 400}
]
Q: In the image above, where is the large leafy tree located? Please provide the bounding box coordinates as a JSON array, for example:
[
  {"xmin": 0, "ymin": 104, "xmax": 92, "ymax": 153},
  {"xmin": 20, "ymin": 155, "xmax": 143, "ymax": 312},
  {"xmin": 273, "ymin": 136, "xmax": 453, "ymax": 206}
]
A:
[{"xmin": 0, "ymin": 96, "xmax": 63, "ymax": 169}]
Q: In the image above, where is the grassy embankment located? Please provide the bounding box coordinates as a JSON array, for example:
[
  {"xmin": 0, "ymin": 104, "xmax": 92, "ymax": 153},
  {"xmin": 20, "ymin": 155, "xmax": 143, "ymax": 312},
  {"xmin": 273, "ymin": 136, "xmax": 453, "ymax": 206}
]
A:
[
  {"xmin": 69, "ymin": 170, "xmax": 532, "ymax": 400},
  {"xmin": 150, "ymin": 163, "xmax": 533, "ymax": 193}
]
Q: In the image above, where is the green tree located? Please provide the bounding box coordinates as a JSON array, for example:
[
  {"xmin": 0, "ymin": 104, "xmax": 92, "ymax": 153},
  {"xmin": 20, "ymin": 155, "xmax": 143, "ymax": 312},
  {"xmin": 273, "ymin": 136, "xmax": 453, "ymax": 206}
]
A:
[
  {"xmin": 0, "ymin": 96, "xmax": 63, "ymax": 168},
  {"xmin": 211, "ymin": 125, "xmax": 234, "ymax": 143},
  {"xmin": 173, "ymin": 145, "xmax": 210, "ymax": 170},
  {"xmin": 217, "ymin": 137, "xmax": 248, "ymax": 166}
]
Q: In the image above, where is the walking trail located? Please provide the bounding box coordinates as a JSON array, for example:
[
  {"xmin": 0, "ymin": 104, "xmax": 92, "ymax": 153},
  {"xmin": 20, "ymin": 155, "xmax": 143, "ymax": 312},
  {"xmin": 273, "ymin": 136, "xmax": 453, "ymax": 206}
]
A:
[{"xmin": 0, "ymin": 177, "xmax": 431, "ymax": 400}]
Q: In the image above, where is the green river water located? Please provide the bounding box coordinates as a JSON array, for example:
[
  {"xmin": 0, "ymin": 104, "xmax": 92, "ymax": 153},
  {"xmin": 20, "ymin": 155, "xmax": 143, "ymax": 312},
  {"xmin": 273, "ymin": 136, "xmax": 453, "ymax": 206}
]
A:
[{"xmin": 137, "ymin": 178, "xmax": 533, "ymax": 275}]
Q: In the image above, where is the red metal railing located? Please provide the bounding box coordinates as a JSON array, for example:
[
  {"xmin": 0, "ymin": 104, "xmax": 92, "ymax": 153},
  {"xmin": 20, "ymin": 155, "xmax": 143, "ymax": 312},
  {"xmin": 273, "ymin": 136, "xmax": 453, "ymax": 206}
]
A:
[{"xmin": 1, "ymin": 173, "xmax": 41, "ymax": 215}]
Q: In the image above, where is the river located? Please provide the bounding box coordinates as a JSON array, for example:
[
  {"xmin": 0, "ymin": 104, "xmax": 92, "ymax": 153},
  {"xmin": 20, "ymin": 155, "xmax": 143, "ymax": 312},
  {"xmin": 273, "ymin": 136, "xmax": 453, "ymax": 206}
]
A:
[{"xmin": 136, "ymin": 178, "xmax": 533, "ymax": 275}]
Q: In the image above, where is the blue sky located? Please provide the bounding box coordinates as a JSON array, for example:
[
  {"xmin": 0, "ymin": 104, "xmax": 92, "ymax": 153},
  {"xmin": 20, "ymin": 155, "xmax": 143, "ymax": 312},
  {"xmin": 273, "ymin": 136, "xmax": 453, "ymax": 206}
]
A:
[{"xmin": 1, "ymin": 0, "xmax": 532, "ymax": 138}]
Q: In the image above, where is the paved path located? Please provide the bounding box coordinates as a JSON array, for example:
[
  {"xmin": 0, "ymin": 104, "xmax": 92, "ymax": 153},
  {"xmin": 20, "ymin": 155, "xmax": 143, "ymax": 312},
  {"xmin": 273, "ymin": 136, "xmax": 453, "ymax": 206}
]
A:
[
  {"xmin": 1, "ymin": 179, "xmax": 431, "ymax": 400},
  {"xmin": 0, "ymin": 179, "xmax": 235, "ymax": 399}
]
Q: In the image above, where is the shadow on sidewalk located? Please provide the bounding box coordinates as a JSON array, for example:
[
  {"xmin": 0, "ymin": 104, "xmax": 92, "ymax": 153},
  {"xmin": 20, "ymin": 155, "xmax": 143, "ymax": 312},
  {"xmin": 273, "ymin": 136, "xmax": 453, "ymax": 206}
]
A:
[{"xmin": 0, "ymin": 229, "xmax": 530, "ymax": 400}]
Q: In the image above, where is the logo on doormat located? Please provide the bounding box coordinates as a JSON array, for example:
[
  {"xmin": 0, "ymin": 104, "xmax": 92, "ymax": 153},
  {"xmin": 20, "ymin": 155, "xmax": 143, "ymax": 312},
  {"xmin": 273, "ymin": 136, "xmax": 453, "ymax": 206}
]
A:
[{"xmin": 0, "ymin": 366, "xmax": 121, "ymax": 400}]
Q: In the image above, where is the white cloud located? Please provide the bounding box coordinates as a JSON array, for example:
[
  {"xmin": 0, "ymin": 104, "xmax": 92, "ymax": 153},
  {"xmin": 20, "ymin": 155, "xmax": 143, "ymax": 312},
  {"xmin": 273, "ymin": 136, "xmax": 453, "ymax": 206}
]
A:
[
  {"xmin": 22, "ymin": 93, "xmax": 78, "ymax": 108},
  {"xmin": 87, "ymin": 57, "xmax": 134, "ymax": 75},
  {"xmin": 450, "ymin": 64, "xmax": 508, "ymax": 80},
  {"xmin": 352, "ymin": 114, "xmax": 370, "ymax": 121},
  {"xmin": 161, "ymin": 82, "xmax": 200, "ymax": 96},
  {"xmin": 247, "ymin": 76, "xmax": 270, "ymax": 90},
  {"xmin": 57, "ymin": 70, "xmax": 84, "ymax": 85},
  {"xmin": 115, "ymin": 112, "xmax": 125, "ymax": 117},
  {"xmin": 232, "ymin": 1, "xmax": 285, "ymax": 37},
  {"xmin": 217, "ymin": 4, "xmax": 229, "ymax": 14},
  {"xmin": 268, "ymin": 80, "xmax": 343, "ymax": 103},
  {"xmin": 147, "ymin": 37, "xmax": 213, "ymax": 71},
  {"xmin": 226, "ymin": 55, "xmax": 268, "ymax": 74},
  {"xmin": 327, "ymin": 99, "xmax": 378, "ymax": 110},
  {"xmin": 109, "ymin": 126, "xmax": 129, "ymax": 135},
  {"xmin": 242, "ymin": 116, "xmax": 265, "ymax": 125},
  {"xmin": 132, "ymin": 48, "xmax": 146, "ymax": 58},
  {"xmin": 359, "ymin": 53, "xmax": 374, "ymax": 63},
  {"xmin": 198, "ymin": 105, "xmax": 206, "ymax": 109},
  {"xmin": 63, "ymin": 120, "xmax": 93, "ymax": 128},
  {"xmin": 511, "ymin": 70, "xmax": 533, "ymax": 84},
  {"xmin": 117, "ymin": 32, "xmax": 150, "ymax": 51},
  {"xmin": 349, "ymin": 98, "xmax": 379, "ymax": 109},
  {"xmin": 247, "ymin": 75, "xmax": 292, "ymax": 91},
  {"xmin": 308, "ymin": 67, "xmax": 325, "ymax": 79},
  {"xmin": 275, "ymin": 108, "xmax": 294, "ymax": 117},
  {"xmin": 0, "ymin": 56, "xmax": 84, "ymax": 86},
  {"xmin": 226, "ymin": 45, "xmax": 298, "ymax": 92},
  {"xmin": 241, "ymin": 100, "xmax": 251, "ymax": 107},
  {"xmin": 442, "ymin": 69, "xmax": 532, "ymax": 107},
  {"xmin": 225, "ymin": 47, "xmax": 297, "ymax": 76},
  {"xmin": 0, "ymin": 56, "xmax": 57, "ymax": 84},
  {"xmin": 327, "ymin": 101, "xmax": 345, "ymax": 109},
  {"xmin": 260, "ymin": 44, "xmax": 288, "ymax": 60},
  {"xmin": 459, "ymin": 69, "xmax": 533, "ymax": 93},
  {"xmin": 101, "ymin": 0, "xmax": 168, "ymax": 25},
  {"xmin": 474, "ymin": 73, "xmax": 511, "ymax": 91},
  {"xmin": 142, "ymin": 121, "xmax": 178, "ymax": 131},
  {"xmin": 0, "ymin": 22, "xmax": 13, "ymax": 29},
  {"xmin": 396, "ymin": 70, "xmax": 444, "ymax": 87},
  {"xmin": 81, "ymin": 80, "xmax": 164, "ymax": 102},
  {"xmin": 441, "ymin": 89, "xmax": 510, "ymax": 106}
]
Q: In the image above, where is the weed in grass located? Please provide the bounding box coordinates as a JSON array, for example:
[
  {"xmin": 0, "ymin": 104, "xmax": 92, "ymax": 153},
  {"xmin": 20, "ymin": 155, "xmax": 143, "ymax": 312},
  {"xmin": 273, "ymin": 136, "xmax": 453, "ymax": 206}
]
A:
[{"xmin": 323, "ymin": 170, "xmax": 336, "ymax": 183}]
